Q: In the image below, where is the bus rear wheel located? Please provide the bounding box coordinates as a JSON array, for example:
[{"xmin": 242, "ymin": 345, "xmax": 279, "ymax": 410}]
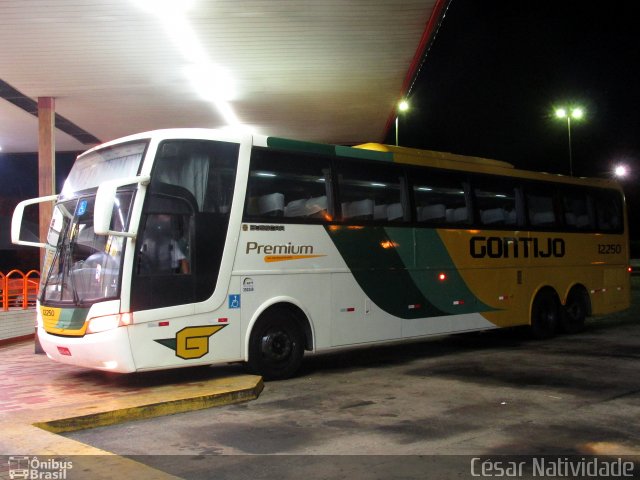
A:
[
  {"xmin": 247, "ymin": 308, "xmax": 304, "ymax": 380},
  {"xmin": 560, "ymin": 288, "xmax": 588, "ymax": 334},
  {"xmin": 530, "ymin": 289, "xmax": 559, "ymax": 340}
]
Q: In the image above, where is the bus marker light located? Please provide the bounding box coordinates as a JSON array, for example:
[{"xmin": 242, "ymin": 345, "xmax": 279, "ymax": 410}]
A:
[
  {"xmin": 408, "ymin": 304, "xmax": 421, "ymax": 310},
  {"xmin": 159, "ymin": 321, "xmax": 170, "ymax": 327},
  {"xmin": 57, "ymin": 346, "xmax": 71, "ymax": 356},
  {"xmin": 218, "ymin": 318, "xmax": 228, "ymax": 323},
  {"xmin": 340, "ymin": 307, "xmax": 356, "ymax": 313},
  {"xmin": 453, "ymin": 300, "xmax": 465, "ymax": 306},
  {"xmin": 119, "ymin": 313, "xmax": 133, "ymax": 326},
  {"xmin": 438, "ymin": 273, "xmax": 447, "ymax": 281}
]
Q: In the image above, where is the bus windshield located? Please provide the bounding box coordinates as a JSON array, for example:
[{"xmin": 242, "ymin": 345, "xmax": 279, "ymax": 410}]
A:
[
  {"xmin": 41, "ymin": 191, "xmax": 134, "ymax": 305},
  {"xmin": 41, "ymin": 140, "xmax": 146, "ymax": 306},
  {"xmin": 61, "ymin": 140, "xmax": 147, "ymax": 194}
]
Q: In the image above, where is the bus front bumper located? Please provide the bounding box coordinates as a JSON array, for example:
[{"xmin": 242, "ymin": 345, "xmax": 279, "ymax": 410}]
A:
[{"xmin": 37, "ymin": 326, "xmax": 137, "ymax": 373}]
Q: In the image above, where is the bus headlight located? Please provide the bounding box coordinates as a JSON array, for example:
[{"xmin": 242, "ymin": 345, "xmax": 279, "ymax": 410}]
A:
[{"xmin": 86, "ymin": 313, "xmax": 133, "ymax": 334}]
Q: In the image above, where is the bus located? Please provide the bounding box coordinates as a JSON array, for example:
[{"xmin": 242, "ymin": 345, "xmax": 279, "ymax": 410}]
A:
[{"xmin": 12, "ymin": 129, "xmax": 630, "ymax": 379}]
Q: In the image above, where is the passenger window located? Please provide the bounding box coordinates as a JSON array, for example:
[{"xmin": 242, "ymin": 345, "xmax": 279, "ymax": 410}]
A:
[
  {"xmin": 413, "ymin": 170, "xmax": 469, "ymax": 225},
  {"xmin": 337, "ymin": 162, "xmax": 407, "ymax": 222},
  {"xmin": 593, "ymin": 189, "xmax": 623, "ymax": 232},
  {"xmin": 525, "ymin": 187, "xmax": 557, "ymax": 228},
  {"xmin": 561, "ymin": 189, "xmax": 594, "ymax": 230},
  {"xmin": 245, "ymin": 149, "xmax": 332, "ymax": 221},
  {"xmin": 153, "ymin": 140, "xmax": 239, "ymax": 214},
  {"xmin": 473, "ymin": 177, "xmax": 519, "ymax": 227}
]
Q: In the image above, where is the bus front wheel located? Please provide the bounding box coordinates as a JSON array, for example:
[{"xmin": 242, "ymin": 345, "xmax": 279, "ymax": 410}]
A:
[
  {"xmin": 530, "ymin": 290, "xmax": 559, "ymax": 340},
  {"xmin": 247, "ymin": 308, "xmax": 304, "ymax": 380}
]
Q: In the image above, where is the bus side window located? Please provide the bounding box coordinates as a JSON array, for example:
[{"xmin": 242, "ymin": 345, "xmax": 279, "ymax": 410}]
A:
[
  {"xmin": 412, "ymin": 169, "xmax": 469, "ymax": 225},
  {"xmin": 561, "ymin": 189, "xmax": 594, "ymax": 230},
  {"xmin": 593, "ymin": 189, "xmax": 623, "ymax": 232},
  {"xmin": 337, "ymin": 162, "xmax": 407, "ymax": 223},
  {"xmin": 153, "ymin": 140, "xmax": 239, "ymax": 215},
  {"xmin": 244, "ymin": 148, "xmax": 332, "ymax": 222},
  {"xmin": 525, "ymin": 187, "xmax": 557, "ymax": 228},
  {"xmin": 472, "ymin": 177, "xmax": 519, "ymax": 227}
]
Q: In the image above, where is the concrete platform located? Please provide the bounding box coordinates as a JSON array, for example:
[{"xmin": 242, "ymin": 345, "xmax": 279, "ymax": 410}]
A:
[{"xmin": 0, "ymin": 340, "xmax": 262, "ymax": 478}]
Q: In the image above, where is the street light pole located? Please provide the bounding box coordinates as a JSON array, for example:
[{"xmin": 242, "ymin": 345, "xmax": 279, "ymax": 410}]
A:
[
  {"xmin": 555, "ymin": 106, "xmax": 584, "ymax": 176},
  {"xmin": 565, "ymin": 114, "xmax": 573, "ymax": 177}
]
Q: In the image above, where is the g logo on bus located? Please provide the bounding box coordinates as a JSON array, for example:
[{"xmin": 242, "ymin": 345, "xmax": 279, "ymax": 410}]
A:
[{"xmin": 155, "ymin": 325, "xmax": 227, "ymax": 360}]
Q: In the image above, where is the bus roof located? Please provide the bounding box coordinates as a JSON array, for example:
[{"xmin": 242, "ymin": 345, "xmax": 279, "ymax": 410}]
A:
[
  {"xmin": 264, "ymin": 135, "xmax": 620, "ymax": 190},
  {"xmin": 354, "ymin": 143, "xmax": 515, "ymax": 170}
]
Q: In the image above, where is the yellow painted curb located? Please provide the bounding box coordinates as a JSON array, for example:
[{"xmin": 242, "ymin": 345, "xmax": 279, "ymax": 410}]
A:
[
  {"xmin": 34, "ymin": 375, "xmax": 264, "ymax": 434},
  {"xmin": 1, "ymin": 374, "xmax": 263, "ymax": 478}
]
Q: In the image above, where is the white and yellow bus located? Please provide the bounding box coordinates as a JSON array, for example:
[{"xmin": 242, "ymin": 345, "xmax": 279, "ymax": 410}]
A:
[{"xmin": 12, "ymin": 129, "xmax": 630, "ymax": 379}]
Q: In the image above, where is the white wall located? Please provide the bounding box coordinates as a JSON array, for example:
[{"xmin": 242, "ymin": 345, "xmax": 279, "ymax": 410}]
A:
[{"xmin": 0, "ymin": 309, "xmax": 36, "ymax": 341}]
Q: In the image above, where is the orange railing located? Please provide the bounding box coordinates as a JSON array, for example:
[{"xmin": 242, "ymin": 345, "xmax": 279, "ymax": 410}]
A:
[{"xmin": 1, "ymin": 270, "xmax": 40, "ymax": 311}]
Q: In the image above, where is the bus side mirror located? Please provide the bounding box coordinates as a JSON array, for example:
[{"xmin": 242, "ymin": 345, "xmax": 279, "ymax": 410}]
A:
[
  {"xmin": 94, "ymin": 175, "xmax": 150, "ymax": 237},
  {"xmin": 11, "ymin": 194, "xmax": 58, "ymax": 248}
]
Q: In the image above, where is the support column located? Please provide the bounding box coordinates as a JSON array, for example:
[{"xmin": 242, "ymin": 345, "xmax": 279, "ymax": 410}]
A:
[{"xmin": 38, "ymin": 97, "xmax": 55, "ymax": 265}]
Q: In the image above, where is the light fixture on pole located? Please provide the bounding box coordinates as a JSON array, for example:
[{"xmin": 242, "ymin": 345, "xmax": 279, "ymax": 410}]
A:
[
  {"xmin": 554, "ymin": 106, "xmax": 584, "ymax": 176},
  {"xmin": 395, "ymin": 100, "xmax": 409, "ymax": 146},
  {"xmin": 614, "ymin": 164, "xmax": 629, "ymax": 178}
]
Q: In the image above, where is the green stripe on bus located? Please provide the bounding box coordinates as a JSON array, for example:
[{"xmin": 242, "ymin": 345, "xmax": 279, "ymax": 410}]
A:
[
  {"xmin": 335, "ymin": 145, "xmax": 393, "ymax": 162},
  {"xmin": 266, "ymin": 137, "xmax": 337, "ymax": 156},
  {"xmin": 385, "ymin": 228, "xmax": 495, "ymax": 315},
  {"xmin": 56, "ymin": 308, "xmax": 90, "ymax": 330},
  {"xmin": 325, "ymin": 226, "xmax": 445, "ymax": 319}
]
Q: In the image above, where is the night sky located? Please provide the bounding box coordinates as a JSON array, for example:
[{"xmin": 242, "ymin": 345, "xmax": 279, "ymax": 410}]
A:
[{"xmin": 384, "ymin": 0, "xmax": 639, "ymax": 240}]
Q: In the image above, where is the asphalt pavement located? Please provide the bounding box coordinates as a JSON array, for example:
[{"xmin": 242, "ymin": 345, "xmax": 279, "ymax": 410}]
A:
[{"xmin": 63, "ymin": 278, "xmax": 640, "ymax": 479}]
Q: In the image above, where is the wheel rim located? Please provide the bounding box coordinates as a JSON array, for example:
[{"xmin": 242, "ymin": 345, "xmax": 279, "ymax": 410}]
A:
[
  {"xmin": 260, "ymin": 329, "xmax": 293, "ymax": 364},
  {"xmin": 543, "ymin": 302, "xmax": 557, "ymax": 326},
  {"xmin": 565, "ymin": 301, "xmax": 582, "ymax": 322}
]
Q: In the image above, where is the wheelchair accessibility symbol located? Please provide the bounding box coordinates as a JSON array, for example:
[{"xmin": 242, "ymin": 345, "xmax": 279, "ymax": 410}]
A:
[{"xmin": 228, "ymin": 294, "xmax": 241, "ymax": 309}]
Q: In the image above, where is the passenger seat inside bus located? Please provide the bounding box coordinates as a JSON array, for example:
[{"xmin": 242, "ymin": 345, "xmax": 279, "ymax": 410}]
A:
[
  {"xmin": 446, "ymin": 206, "xmax": 468, "ymax": 223},
  {"xmin": 305, "ymin": 196, "xmax": 328, "ymax": 218},
  {"xmin": 387, "ymin": 203, "xmax": 404, "ymax": 221},
  {"xmin": 283, "ymin": 196, "xmax": 328, "ymax": 218},
  {"xmin": 480, "ymin": 208, "xmax": 506, "ymax": 225},
  {"xmin": 258, "ymin": 192, "xmax": 285, "ymax": 216},
  {"xmin": 342, "ymin": 199, "xmax": 374, "ymax": 220},
  {"xmin": 565, "ymin": 212, "xmax": 592, "ymax": 228},
  {"xmin": 418, "ymin": 204, "xmax": 446, "ymax": 222}
]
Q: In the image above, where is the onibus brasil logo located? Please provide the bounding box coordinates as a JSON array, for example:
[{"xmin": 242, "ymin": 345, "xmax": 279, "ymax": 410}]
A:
[{"xmin": 8, "ymin": 456, "xmax": 72, "ymax": 479}]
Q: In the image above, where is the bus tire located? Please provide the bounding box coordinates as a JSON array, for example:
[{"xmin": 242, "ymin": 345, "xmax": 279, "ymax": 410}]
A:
[
  {"xmin": 530, "ymin": 289, "xmax": 559, "ymax": 340},
  {"xmin": 247, "ymin": 308, "xmax": 304, "ymax": 380},
  {"xmin": 560, "ymin": 287, "xmax": 589, "ymax": 334}
]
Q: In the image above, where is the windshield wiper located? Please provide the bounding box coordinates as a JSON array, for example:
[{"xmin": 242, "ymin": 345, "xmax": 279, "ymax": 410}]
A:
[{"xmin": 63, "ymin": 240, "xmax": 81, "ymax": 305}]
